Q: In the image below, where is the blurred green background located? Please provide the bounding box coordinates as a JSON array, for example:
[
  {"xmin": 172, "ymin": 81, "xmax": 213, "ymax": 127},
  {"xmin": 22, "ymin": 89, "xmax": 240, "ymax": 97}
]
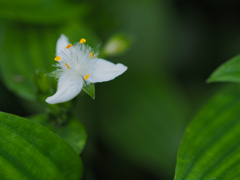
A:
[{"xmin": 0, "ymin": 0, "xmax": 239, "ymax": 179}]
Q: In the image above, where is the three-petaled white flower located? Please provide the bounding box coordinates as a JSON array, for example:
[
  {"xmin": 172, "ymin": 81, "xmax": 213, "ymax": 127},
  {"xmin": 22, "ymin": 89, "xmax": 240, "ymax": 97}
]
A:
[{"xmin": 45, "ymin": 34, "xmax": 127, "ymax": 104}]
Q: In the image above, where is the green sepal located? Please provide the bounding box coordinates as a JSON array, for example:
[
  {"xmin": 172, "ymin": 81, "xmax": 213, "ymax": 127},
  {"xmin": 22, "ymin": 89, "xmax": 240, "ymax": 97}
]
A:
[{"xmin": 83, "ymin": 83, "xmax": 95, "ymax": 99}]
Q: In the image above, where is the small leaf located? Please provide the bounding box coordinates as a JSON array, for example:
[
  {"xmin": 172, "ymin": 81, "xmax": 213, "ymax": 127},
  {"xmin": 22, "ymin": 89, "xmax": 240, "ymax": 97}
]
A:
[
  {"xmin": 29, "ymin": 113, "xmax": 87, "ymax": 154},
  {"xmin": 0, "ymin": 111, "xmax": 82, "ymax": 180},
  {"xmin": 83, "ymin": 83, "xmax": 95, "ymax": 99},
  {"xmin": 207, "ymin": 54, "xmax": 240, "ymax": 83},
  {"xmin": 174, "ymin": 84, "xmax": 240, "ymax": 180}
]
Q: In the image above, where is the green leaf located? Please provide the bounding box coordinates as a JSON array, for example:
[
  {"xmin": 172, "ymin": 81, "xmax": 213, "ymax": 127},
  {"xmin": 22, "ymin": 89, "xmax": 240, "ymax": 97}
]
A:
[
  {"xmin": 0, "ymin": 1, "xmax": 88, "ymax": 25},
  {"xmin": 207, "ymin": 54, "xmax": 240, "ymax": 83},
  {"xmin": 0, "ymin": 111, "xmax": 82, "ymax": 180},
  {"xmin": 29, "ymin": 113, "xmax": 87, "ymax": 154},
  {"xmin": 83, "ymin": 83, "xmax": 95, "ymax": 99},
  {"xmin": 0, "ymin": 23, "xmax": 100, "ymax": 101},
  {"xmin": 174, "ymin": 84, "xmax": 240, "ymax": 180}
]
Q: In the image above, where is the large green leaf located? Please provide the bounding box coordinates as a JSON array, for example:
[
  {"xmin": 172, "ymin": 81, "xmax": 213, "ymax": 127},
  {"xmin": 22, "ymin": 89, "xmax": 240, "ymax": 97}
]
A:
[
  {"xmin": 0, "ymin": 111, "xmax": 82, "ymax": 180},
  {"xmin": 0, "ymin": 23, "xmax": 100, "ymax": 101},
  {"xmin": 174, "ymin": 84, "xmax": 240, "ymax": 180},
  {"xmin": 207, "ymin": 54, "xmax": 240, "ymax": 83},
  {"xmin": 29, "ymin": 113, "xmax": 87, "ymax": 154}
]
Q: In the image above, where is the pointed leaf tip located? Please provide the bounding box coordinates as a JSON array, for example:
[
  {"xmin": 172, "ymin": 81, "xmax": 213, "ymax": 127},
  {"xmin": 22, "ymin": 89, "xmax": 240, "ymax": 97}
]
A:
[
  {"xmin": 207, "ymin": 54, "xmax": 240, "ymax": 84},
  {"xmin": 83, "ymin": 83, "xmax": 95, "ymax": 99}
]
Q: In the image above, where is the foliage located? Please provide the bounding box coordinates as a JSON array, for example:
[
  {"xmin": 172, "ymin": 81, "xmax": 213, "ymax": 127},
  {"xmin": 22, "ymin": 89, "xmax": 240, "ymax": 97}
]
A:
[
  {"xmin": 0, "ymin": 111, "xmax": 82, "ymax": 180},
  {"xmin": 175, "ymin": 54, "xmax": 240, "ymax": 180},
  {"xmin": 175, "ymin": 84, "xmax": 240, "ymax": 180},
  {"xmin": 207, "ymin": 54, "xmax": 240, "ymax": 83}
]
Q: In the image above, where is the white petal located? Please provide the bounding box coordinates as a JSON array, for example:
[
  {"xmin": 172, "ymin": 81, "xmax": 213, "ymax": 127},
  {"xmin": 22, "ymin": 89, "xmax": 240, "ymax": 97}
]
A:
[
  {"xmin": 56, "ymin": 34, "xmax": 70, "ymax": 55},
  {"xmin": 88, "ymin": 58, "xmax": 127, "ymax": 83},
  {"xmin": 46, "ymin": 75, "xmax": 83, "ymax": 104}
]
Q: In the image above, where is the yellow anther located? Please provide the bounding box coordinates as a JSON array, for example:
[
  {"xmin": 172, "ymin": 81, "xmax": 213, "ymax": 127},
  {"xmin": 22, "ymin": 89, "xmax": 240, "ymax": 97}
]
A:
[
  {"xmin": 84, "ymin": 74, "xmax": 89, "ymax": 80},
  {"xmin": 54, "ymin": 56, "xmax": 61, "ymax": 61},
  {"xmin": 66, "ymin": 44, "xmax": 72, "ymax": 49},
  {"xmin": 80, "ymin": 38, "xmax": 86, "ymax": 44},
  {"xmin": 65, "ymin": 63, "xmax": 70, "ymax": 69},
  {"xmin": 90, "ymin": 52, "xmax": 93, "ymax": 58}
]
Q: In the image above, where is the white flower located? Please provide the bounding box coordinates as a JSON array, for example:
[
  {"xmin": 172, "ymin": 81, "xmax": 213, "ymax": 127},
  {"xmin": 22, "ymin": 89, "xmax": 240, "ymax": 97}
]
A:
[{"xmin": 45, "ymin": 34, "xmax": 127, "ymax": 104}]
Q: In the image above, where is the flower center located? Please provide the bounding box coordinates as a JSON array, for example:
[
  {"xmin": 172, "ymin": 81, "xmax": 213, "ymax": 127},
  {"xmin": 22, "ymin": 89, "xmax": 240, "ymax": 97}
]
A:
[{"xmin": 53, "ymin": 38, "xmax": 97, "ymax": 81}]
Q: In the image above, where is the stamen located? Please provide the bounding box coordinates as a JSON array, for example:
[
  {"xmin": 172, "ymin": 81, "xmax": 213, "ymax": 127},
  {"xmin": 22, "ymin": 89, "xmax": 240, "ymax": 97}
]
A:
[
  {"xmin": 54, "ymin": 56, "xmax": 61, "ymax": 61},
  {"xmin": 90, "ymin": 52, "xmax": 93, "ymax": 58},
  {"xmin": 84, "ymin": 74, "xmax": 89, "ymax": 80},
  {"xmin": 66, "ymin": 44, "xmax": 72, "ymax": 49},
  {"xmin": 80, "ymin": 38, "xmax": 86, "ymax": 44},
  {"xmin": 65, "ymin": 63, "xmax": 70, "ymax": 69}
]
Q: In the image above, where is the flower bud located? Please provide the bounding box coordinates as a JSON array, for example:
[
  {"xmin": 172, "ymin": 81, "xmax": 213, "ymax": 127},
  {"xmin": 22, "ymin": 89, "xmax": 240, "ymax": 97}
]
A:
[{"xmin": 102, "ymin": 33, "xmax": 132, "ymax": 56}]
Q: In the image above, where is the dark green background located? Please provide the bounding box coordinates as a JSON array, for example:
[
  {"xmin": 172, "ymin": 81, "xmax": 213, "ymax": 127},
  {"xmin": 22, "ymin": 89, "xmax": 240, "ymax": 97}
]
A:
[{"xmin": 0, "ymin": 0, "xmax": 239, "ymax": 179}]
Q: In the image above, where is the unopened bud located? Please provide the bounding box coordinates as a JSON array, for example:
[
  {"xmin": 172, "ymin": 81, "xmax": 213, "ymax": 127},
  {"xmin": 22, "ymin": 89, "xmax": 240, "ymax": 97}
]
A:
[{"xmin": 103, "ymin": 33, "xmax": 132, "ymax": 56}]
